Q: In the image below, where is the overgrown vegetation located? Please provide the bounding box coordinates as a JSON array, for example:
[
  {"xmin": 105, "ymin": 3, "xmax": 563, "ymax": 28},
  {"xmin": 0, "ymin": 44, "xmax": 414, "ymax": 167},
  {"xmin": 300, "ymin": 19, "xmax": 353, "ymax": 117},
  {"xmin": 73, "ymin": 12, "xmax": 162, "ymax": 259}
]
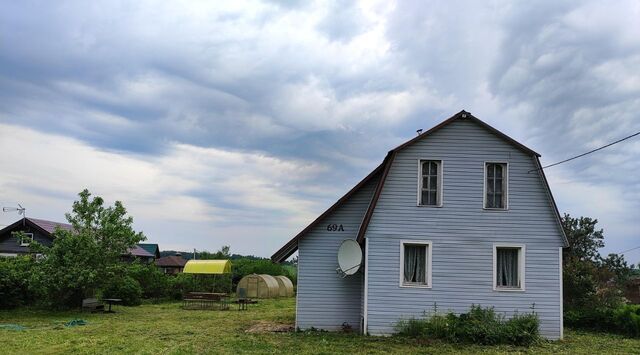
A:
[
  {"xmin": 561, "ymin": 214, "xmax": 639, "ymax": 337},
  {"xmin": 0, "ymin": 189, "xmax": 297, "ymax": 310},
  {"xmin": 396, "ymin": 304, "xmax": 540, "ymax": 346}
]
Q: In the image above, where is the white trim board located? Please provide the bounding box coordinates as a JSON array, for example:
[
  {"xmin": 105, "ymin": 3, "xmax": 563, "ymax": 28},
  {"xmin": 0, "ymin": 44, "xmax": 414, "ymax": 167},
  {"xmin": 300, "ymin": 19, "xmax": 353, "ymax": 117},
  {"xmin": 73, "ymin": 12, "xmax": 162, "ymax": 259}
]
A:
[
  {"xmin": 559, "ymin": 247, "xmax": 564, "ymax": 339},
  {"xmin": 416, "ymin": 159, "xmax": 444, "ymax": 207},
  {"xmin": 492, "ymin": 243, "xmax": 526, "ymax": 292},
  {"xmin": 399, "ymin": 240, "xmax": 433, "ymax": 288},
  {"xmin": 363, "ymin": 238, "xmax": 369, "ymax": 335},
  {"xmin": 483, "ymin": 161, "xmax": 509, "ymax": 210}
]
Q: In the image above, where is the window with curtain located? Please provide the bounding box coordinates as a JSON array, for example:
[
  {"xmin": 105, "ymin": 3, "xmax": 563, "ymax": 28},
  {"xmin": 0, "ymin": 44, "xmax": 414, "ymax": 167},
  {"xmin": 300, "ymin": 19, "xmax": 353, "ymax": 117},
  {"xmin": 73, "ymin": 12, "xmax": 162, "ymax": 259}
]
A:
[
  {"xmin": 496, "ymin": 247, "xmax": 520, "ymax": 288},
  {"xmin": 485, "ymin": 162, "xmax": 507, "ymax": 209},
  {"xmin": 402, "ymin": 244, "xmax": 427, "ymax": 285},
  {"xmin": 420, "ymin": 160, "xmax": 441, "ymax": 206}
]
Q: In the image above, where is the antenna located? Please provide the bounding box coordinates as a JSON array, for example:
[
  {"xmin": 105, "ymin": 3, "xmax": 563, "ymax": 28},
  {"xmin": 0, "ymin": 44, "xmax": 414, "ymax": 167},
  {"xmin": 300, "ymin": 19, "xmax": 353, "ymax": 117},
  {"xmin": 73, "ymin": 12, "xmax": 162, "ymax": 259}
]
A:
[{"xmin": 2, "ymin": 204, "xmax": 26, "ymax": 225}]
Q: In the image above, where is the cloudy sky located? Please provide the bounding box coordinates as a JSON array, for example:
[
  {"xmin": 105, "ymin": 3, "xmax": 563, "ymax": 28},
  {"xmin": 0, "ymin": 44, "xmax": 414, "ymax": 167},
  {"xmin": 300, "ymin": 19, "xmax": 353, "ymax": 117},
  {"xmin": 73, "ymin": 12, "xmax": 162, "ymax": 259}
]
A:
[{"xmin": 0, "ymin": 0, "xmax": 638, "ymax": 262}]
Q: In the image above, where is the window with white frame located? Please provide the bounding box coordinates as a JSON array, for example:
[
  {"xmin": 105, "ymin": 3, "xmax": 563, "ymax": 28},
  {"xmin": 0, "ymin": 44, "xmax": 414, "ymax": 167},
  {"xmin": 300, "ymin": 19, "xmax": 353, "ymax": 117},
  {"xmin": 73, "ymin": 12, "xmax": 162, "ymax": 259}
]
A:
[
  {"xmin": 19, "ymin": 233, "xmax": 34, "ymax": 247},
  {"xmin": 493, "ymin": 244, "xmax": 525, "ymax": 291},
  {"xmin": 485, "ymin": 162, "xmax": 508, "ymax": 209},
  {"xmin": 419, "ymin": 160, "xmax": 442, "ymax": 206},
  {"xmin": 400, "ymin": 241, "xmax": 432, "ymax": 287}
]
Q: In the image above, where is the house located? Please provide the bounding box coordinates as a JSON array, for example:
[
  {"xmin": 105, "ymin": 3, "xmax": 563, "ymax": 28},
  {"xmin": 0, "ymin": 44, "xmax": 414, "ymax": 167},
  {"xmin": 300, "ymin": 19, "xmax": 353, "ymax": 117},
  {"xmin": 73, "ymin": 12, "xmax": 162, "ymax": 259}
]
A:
[
  {"xmin": 271, "ymin": 111, "xmax": 567, "ymax": 339},
  {"xmin": 122, "ymin": 245, "xmax": 156, "ymax": 263},
  {"xmin": 138, "ymin": 243, "xmax": 161, "ymax": 259},
  {"xmin": 156, "ymin": 253, "xmax": 188, "ymax": 274},
  {"xmin": 0, "ymin": 217, "xmax": 73, "ymax": 256},
  {"xmin": 0, "ymin": 217, "xmax": 157, "ymax": 262}
]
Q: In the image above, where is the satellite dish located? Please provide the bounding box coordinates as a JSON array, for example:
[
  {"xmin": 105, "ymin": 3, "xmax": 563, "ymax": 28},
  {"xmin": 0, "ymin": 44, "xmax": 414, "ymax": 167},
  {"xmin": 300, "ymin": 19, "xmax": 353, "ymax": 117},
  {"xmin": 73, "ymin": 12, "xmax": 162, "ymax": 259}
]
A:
[{"xmin": 336, "ymin": 239, "xmax": 362, "ymax": 277}]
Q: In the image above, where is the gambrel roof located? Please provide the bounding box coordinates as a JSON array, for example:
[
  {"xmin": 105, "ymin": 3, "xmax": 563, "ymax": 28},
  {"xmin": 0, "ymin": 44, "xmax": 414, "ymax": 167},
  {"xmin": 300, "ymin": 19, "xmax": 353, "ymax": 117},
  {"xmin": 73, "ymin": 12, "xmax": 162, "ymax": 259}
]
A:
[{"xmin": 271, "ymin": 110, "xmax": 568, "ymax": 262}]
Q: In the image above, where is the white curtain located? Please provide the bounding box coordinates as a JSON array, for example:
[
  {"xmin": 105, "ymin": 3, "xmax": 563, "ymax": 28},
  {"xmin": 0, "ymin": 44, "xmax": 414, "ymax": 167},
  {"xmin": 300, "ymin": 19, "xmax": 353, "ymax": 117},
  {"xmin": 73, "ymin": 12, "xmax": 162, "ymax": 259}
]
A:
[
  {"xmin": 497, "ymin": 248, "xmax": 518, "ymax": 287},
  {"xmin": 404, "ymin": 245, "xmax": 426, "ymax": 283}
]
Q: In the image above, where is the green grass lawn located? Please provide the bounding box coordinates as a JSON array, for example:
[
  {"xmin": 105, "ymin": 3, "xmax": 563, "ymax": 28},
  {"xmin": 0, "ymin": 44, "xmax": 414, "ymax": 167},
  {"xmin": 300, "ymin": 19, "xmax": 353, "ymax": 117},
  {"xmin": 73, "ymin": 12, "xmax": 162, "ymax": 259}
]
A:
[{"xmin": 0, "ymin": 298, "xmax": 638, "ymax": 354}]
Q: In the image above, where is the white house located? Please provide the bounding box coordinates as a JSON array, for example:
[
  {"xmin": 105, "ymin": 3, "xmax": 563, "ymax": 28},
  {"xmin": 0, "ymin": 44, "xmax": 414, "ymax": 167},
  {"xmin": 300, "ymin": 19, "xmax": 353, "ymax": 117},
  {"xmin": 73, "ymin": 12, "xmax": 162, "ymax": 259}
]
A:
[{"xmin": 272, "ymin": 111, "xmax": 567, "ymax": 339}]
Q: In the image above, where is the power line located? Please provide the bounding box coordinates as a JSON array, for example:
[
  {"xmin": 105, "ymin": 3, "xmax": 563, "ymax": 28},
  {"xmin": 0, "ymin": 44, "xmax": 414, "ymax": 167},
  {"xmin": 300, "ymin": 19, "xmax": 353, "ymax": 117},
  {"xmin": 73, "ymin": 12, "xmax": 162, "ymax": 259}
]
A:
[
  {"xmin": 529, "ymin": 130, "xmax": 640, "ymax": 173},
  {"xmin": 619, "ymin": 245, "xmax": 640, "ymax": 254}
]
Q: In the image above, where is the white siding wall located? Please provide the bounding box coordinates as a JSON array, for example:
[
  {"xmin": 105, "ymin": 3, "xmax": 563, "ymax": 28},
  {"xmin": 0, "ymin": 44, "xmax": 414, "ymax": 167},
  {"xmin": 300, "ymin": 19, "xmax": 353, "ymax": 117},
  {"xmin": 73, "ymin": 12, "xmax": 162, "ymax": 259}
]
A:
[
  {"xmin": 365, "ymin": 119, "xmax": 564, "ymax": 339},
  {"xmin": 296, "ymin": 175, "xmax": 379, "ymax": 331}
]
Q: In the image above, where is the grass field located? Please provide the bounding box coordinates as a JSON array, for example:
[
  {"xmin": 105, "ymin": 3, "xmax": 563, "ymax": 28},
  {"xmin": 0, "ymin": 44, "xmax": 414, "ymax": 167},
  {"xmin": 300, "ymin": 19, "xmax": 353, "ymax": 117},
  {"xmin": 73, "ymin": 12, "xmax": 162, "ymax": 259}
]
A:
[{"xmin": 1, "ymin": 298, "xmax": 638, "ymax": 354}]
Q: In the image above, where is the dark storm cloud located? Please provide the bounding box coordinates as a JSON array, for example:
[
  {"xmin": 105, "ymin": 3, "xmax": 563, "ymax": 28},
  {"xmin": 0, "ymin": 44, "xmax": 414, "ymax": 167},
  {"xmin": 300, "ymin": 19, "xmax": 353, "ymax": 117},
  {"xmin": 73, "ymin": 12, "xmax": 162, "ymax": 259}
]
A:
[{"xmin": 0, "ymin": 0, "xmax": 638, "ymax": 260}]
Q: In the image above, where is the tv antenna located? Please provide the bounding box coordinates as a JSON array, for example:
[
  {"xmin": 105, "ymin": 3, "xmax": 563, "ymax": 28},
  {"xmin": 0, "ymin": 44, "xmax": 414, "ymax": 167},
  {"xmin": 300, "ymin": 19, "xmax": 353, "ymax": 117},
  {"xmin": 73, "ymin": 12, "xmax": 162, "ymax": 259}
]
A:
[{"xmin": 3, "ymin": 204, "xmax": 26, "ymax": 225}]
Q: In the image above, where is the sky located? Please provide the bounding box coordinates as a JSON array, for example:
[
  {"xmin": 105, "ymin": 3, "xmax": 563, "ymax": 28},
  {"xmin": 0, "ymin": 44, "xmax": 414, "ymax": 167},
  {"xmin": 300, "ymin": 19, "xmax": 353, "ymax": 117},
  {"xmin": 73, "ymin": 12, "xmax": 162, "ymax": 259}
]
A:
[{"xmin": 0, "ymin": 0, "xmax": 638, "ymax": 263}]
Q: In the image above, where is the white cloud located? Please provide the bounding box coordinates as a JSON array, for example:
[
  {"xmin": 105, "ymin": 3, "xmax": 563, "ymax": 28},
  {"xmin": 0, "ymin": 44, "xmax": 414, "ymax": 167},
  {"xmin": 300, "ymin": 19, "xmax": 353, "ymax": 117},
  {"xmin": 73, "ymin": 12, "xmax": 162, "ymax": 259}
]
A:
[{"xmin": 0, "ymin": 123, "xmax": 328, "ymax": 254}]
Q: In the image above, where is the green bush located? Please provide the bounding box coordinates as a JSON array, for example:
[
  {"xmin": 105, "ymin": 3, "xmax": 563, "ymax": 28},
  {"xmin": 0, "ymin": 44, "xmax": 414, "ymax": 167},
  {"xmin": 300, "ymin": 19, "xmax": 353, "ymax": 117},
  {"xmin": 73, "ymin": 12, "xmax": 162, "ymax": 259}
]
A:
[
  {"xmin": 613, "ymin": 305, "xmax": 640, "ymax": 337},
  {"xmin": 503, "ymin": 313, "xmax": 541, "ymax": 346},
  {"xmin": 127, "ymin": 262, "xmax": 170, "ymax": 300},
  {"xmin": 0, "ymin": 256, "xmax": 39, "ymax": 309},
  {"xmin": 101, "ymin": 275, "xmax": 142, "ymax": 306},
  {"xmin": 565, "ymin": 306, "xmax": 615, "ymax": 330},
  {"xmin": 231, "ymin": 258, "xmax": 293, "ymax": 285},
  {"xmin": 396, "ymin": 304, "xmax": 540, "ymax": 346},
  {"xmin": 168, "ymin": 273, "xmax": 197, "ymax": 300}
]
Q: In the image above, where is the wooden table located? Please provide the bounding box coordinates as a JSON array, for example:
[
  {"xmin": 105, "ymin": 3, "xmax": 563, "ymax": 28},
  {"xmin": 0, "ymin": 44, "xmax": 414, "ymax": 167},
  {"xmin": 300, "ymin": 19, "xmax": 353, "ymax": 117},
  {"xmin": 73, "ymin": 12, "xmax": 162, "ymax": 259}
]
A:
[{"xmin": 103, "ymin": 298, "xmax": 122, "ymax": 313}]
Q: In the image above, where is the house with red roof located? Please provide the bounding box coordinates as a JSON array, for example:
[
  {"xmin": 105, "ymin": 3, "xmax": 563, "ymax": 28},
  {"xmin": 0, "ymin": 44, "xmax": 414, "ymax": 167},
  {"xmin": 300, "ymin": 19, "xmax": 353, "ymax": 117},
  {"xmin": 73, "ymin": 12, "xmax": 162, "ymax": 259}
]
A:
[{"xmin": 0, "ymin": 217, "xmax": 157, "ymax": 262}]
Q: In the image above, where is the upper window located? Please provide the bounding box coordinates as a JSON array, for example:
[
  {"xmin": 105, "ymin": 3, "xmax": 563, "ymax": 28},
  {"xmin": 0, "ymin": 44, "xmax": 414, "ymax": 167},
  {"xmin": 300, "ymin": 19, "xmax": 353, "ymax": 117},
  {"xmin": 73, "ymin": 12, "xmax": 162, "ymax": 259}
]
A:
[
  {"xmin": 484, "ymin": 162, "xmax": 508, "ymax": 209},
  {"xmin": 419, "ymin": 160, "xmax": 442, "ymax": 206},
  {"xmin": 493, "ymin": 244, "xmax": 525, "ymax": 291},
  {"xmin": 400, "ymin": 241, "xmax": 432, "ymax": 288},
  {"xmin": 19, "ymin": 233, "xmax": 34, "ymax": 247}
]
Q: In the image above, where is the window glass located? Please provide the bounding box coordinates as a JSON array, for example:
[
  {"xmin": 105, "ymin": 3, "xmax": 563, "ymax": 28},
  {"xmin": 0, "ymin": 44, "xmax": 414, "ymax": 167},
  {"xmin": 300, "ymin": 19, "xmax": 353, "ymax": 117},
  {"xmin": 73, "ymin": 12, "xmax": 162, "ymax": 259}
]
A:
[
  {"xmin": 420, "ymin": 160, "xmax": 441, "ymax": 206},
  {"xmin": 403, "ymin": 244, "xmax": 427, "ymax": 284},
  {"xmin": 496, "ymin": 247, "xmax": 519, "ymax": 288},
  {"xmin": 485, "ymin": 163, "xmax": 507, "ymax": 209}
]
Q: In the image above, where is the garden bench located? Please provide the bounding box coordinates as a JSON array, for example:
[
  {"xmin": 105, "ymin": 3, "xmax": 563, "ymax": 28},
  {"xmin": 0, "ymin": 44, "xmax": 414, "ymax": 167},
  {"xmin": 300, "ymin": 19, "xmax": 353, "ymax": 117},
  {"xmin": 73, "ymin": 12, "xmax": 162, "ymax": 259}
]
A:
[
  {"xmin": 81, "ymin": 298, "xmax": 105, "ymax": 313},
  {"xmin": 182, "ymin": 292, "xmax": 229, "ymax": 310}
]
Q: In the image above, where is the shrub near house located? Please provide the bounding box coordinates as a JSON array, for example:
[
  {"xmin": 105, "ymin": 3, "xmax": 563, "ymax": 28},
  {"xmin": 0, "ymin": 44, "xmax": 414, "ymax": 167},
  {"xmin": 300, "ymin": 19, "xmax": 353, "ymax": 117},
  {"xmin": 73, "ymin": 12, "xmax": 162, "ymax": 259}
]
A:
[{"xmin": 396, "ymin": 305, "xmax": 541, "ymax": 346}]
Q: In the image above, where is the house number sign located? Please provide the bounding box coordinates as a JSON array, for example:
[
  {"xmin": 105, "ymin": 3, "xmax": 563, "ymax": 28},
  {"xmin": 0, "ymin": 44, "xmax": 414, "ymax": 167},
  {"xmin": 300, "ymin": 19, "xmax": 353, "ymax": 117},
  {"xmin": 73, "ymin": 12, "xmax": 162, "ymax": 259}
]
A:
[{"xmin": 326, "ymin": 224, "xmax": 344, "ymax": 231}]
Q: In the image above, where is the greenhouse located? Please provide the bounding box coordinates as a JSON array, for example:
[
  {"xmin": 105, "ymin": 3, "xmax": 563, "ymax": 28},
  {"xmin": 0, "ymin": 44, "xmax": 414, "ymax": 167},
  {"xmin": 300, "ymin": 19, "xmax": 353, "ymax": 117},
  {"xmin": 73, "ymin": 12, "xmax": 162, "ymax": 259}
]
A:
[
  {"xmin": 236, "ymin": 274, "xmax": 280, "ymax": 298},
  {"xmin": 274, "ymin": 275, "xmax": 294, "ymax": 297}
]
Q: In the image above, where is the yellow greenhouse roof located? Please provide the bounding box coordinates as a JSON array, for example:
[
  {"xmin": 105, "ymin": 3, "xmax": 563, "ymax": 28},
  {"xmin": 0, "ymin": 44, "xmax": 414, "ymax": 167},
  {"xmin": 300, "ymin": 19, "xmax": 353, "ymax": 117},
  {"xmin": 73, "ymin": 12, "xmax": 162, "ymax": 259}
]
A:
[{"xmin": 183, "ymin": 260, "xmax": 232, "ymax": 274}]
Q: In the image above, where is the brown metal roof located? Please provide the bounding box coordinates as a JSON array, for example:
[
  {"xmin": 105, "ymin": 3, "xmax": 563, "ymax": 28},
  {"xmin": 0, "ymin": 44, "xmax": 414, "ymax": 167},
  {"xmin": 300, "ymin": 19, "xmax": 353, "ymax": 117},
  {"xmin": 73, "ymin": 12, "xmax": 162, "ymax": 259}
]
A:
[
  {"xmin": 26, "ymin": 217, "xmax": 73, "ymax": 234},
  {"xmin": 127, "ymin": 245, "xmax": 155, "ymax": 258},
  {"xmin": 156, "ymin": 255, "xmax": 188, "ymax": 267},
  {"xmin": 271, "ymin": 110, "xmax": 566, "ymax": 262}
]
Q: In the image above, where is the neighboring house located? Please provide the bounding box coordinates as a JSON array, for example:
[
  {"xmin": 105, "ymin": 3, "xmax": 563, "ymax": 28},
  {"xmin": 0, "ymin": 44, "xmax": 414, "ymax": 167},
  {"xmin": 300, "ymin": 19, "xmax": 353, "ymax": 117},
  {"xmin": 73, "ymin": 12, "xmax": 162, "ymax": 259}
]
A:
[
  {"xmin": 138, "ymin": 243, "xmax": 161, "ymax": 259},
  {"xmin": 0, "ymin": 217, "xmax": 156, "ymax": 263},
  {"xmin": 123, "ymin": 245, "xmax": 156, "ymax": 263},
  {"xmin": 156, "ymin": 254, "xmax": 187, "ymax": 274},
  {"xmin": 272, "ymin": 111, "xmax": 567, "ymax": 340},
  {"xmin": 0, "ymin": 217, "xmax": 73, "ymax": 256}
]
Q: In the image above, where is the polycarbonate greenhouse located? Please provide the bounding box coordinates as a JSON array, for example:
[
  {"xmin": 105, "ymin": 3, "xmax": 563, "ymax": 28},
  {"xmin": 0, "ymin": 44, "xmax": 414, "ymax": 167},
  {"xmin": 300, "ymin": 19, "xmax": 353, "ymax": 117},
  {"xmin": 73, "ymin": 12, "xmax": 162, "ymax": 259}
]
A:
[
  {"xmin": 236, "ymin": 274, "xmax": 280, "ymax": 298},
  {"xmin": 274, "ymin": 275, "xmax": 295, "ymax": 297}
]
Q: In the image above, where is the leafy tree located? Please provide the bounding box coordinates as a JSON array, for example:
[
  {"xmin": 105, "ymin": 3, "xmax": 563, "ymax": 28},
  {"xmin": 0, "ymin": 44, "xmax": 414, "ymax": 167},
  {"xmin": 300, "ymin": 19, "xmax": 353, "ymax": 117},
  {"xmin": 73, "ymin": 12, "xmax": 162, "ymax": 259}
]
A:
[
  {"xmin": 562, "ymin": 214, "xmax": 604, "ymax": 263},
  {"xmin": 197, "ymin": 245, "xmax": 231, "ymax": 260},
  {"xmin": 35, "ymin": 189, "xmax": 146, "ymax": 308},
  {"xmin": 0, "ymin": 255, "xmax": 38, "ymax": 309},
  {"xmin": 561, "ymin": 214, "xmax": 635, "ymax": 330}
]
